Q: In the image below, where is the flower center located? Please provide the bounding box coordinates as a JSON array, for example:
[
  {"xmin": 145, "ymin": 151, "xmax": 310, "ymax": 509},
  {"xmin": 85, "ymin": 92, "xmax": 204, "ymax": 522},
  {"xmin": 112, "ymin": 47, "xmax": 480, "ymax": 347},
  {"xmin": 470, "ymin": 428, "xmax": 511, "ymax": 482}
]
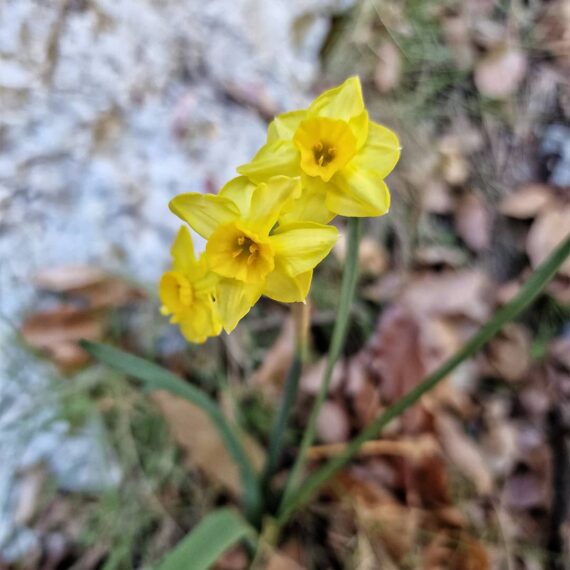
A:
[
  {"xmin": 232, "ymin": 235, "xmax": 261, "ymax": 266},
  {"xmin": 207, "ymin": 223, "xmax": 275, "ymax": 283},
  {"xmin": 313, "ymin": 142, "xmax": 336, "ymax": 167},
  {"xmin": 293, "ymin": 117, "xmax": 357, "ymax": 182},
  {"xmin": 159, "ymin": 271, "xmax": 194, "ymax": 315}
]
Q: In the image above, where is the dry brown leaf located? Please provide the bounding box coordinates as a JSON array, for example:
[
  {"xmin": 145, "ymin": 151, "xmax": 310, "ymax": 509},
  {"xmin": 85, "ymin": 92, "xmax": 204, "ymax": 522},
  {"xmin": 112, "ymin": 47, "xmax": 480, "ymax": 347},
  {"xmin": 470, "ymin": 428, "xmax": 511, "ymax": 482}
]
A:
[
  {"xmin": 316, "ymin": 400, "xmax": 350, "ymax": 444},
  {"xmin": 78, "ymin": 277, "xmax": 144, "ymax": 309},
  {"xmin": 499, "ymin": 184, "xmax": 554, "ymax": 219},
  {"xmin": 362, "ymin": 271, "xmax": 407, "ymax": 305},
  {"xmin": 455, "ymin": 193, "xmax": 491, "ymax": 252},
  {"xmin": 550, "ymin": 336, "xmax": 570, "ymax": 371},
  {"xmin": 13, "ymin": 465, "xmax": 48, "ymax": 526},
  {"xmin": 359, "ymin": 502, "xmax": 420, "ymax": 564},
  {"xmin": 21, "ymin": 306, "xmax": 104, "ymax": 372},
  {"xmin": 547, "ymin": 276, "xmax": 570, "ymax": 305},
  {"xmin": 301, "ymin": 357, "xmax": 344, "ymax": 395},
  {"xmin": 480, "ymin": 402, "xmax": 518, "ymax": 477},
  {"xmin": 374, "ymin": 40, "xmax": 402, "ymax": 93},
  {"xmin": 338, "ymin": 474, "xmax": 420, "ymax": 564},
  {"xmin": 251, "ymin": 316, "xmax": 294, "ymax": 398},
  {"xmin": 214, "ymin": 546, "xmax": 248, "ymax": 570},
  {"xmin": 435, "ymin": 414, "xmax": 494, "ymax": 495},
  {"xmin": 423, "ymin": 179, "xmax": 455, "ymax": 214},
  {"xmin": 367, "ymin": 307, "xmax": 464, "ymax": 433},
  {"xmin": 527, "ymin": 204, "xmax": 570, "ymax": 278},
  {"xmin": 474, "ymin": 46, "xmax": 527, "ymax": 99},
  {"xmin": 423, "ymin": 532, "xmax": 490, "ymax": 570},
  {"xmin": 222, "ymin": 80, "xmax": 279, "ymax": 121},
  {"xmin": 335, "ymin": 234, "xmax": 388, "ymax": 276},
  {"xmin": 502, "ymin": 470, "xmax": 550, "ymax": 511},
  {"xmin": 439, "ymin": 136, "xmax": 470, "ymax": 186},
  {"xmin": 34, "ymin": 265, "xmax": 108, "ymax": 292},
  {"xmin": 358, "ymin": 237, "xmax": 388, "ymax": 277},
  {"xmin": 441, "ymin": 15, "xmax": 475, "ymax": 71},
  {"xmin": 152, "ymin": 391, "xmax": 264, "ymax": 496},
  {"xmin": 368, "ymin": 305, "xmax": 429, "ymax": 406},
  {"xmin": 263, "ymin": 551, "xmax": 304, "ymax": 570},
  {"xmin": 537, "ymin": 0, "xmax": 570, "ymax": 71},
  {"xmin": 307, "ymin": 435, "xmax": 441, "ymax": 462},
  {"xmin": 414, "ymin": 245, "xmax": 468, "ymax": 269},
  {"xmin": 400, "ymin": 270, "xmax": 491, "ymax": 322},
  {"xmin": 482, "ymin": 322, "xmax": 532, "ymax": 382},
  {"xmin": 34, "ymin": 265, "xmax": 144, "ymax": 309},
  {"xmin": 448, "ymin": 534, "xmax": 491, "ymax": 570},
  {"xmin": 346, "ymin": 356, "xmax": 382, "ymax": 426}
]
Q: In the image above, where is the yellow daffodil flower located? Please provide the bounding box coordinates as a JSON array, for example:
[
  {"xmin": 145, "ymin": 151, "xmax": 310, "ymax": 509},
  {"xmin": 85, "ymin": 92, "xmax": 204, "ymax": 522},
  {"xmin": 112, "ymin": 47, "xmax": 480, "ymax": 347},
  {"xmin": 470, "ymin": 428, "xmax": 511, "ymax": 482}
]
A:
[
  {"xmin": 237, "ymin": 76, "xmax": 401, "ymax": 222},
  {"xmin": 170, "ymin": 176, "xmax": 339, "ymax": 333},
  {"xmin": 159, "ymin": 226, "xmax": 222, "ymax": 343}
]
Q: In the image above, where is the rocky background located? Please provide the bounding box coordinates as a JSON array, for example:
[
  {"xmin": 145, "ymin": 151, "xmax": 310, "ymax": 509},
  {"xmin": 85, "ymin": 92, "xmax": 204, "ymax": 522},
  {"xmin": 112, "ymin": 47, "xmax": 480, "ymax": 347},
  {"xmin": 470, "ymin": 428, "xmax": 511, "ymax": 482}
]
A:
[
  {"xmin": 1, "ymin": 0, "xmax": 569, "ymax": 568},
  {"xmin": 0, "ymin": 0, "xmax": 353, "ymax": 563}
]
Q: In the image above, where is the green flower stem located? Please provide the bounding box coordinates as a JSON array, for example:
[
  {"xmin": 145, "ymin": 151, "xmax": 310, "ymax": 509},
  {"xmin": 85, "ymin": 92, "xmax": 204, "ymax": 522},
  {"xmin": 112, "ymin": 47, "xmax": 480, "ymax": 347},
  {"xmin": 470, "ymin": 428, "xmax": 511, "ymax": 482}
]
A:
[
  {"xmin": 280, "ymin": 217, "xmax": 362, "ymax": 509},
  {"xmin": 261, "ymin": 352, "xmax": 303, "ymax": 490},
  {"xmin": 261, "ymin": 304, "xmax": 310, "ymax": 507},
  {"xmin": 279, "ymin": 234, "xmax": 570, "ymax": 523}
]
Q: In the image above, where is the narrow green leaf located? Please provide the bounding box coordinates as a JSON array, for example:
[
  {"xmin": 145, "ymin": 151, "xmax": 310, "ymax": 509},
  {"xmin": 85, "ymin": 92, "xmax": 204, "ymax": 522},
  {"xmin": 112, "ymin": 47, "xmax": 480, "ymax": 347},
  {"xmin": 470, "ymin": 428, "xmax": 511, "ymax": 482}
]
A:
[
  {"xmin": 279, "ymin": 234, "xmax": 570, "ymax": 522},
  {"xmin": 80, "ymin": 340, "xmax": 262, "ymax": 522},
  {"xmin": 156, "ymin": 509, "xmax": 252, "ymax": 570}
]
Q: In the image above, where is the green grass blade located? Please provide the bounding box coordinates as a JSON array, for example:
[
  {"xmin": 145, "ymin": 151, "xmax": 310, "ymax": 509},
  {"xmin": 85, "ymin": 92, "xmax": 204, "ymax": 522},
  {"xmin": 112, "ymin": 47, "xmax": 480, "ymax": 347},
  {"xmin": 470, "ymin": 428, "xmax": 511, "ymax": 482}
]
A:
[
  {"xmin": 81, "ymin": 340, "xmax": 262, "ymax": 522},
  {"xmin": 279, "ymin": 234, "xmax": 570, "ymax": 522},
  {"xmin": 155, "ymin": 508, "xmax": 252, "ymax": 570}
]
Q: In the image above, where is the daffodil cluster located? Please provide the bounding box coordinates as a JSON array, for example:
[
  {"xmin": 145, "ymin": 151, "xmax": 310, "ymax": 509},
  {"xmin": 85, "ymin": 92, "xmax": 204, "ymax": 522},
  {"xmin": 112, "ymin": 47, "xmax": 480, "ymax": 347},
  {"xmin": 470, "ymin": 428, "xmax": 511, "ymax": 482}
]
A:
[{"xmin": 160, "ymin": 76, "xmax": 400, "ymax": 343}]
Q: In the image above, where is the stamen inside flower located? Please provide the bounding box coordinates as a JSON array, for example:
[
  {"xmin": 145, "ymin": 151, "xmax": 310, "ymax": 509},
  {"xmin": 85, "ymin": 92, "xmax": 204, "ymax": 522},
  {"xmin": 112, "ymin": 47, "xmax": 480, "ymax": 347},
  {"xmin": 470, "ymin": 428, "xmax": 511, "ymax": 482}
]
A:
[
  {"xmin": 231, "ymin": 235, "xmax": 261, "ymax": 266},
  {"xmin": 313, "ymin": 142, "xmax": 337, "ymax": 167},
  {"xmin": 293, "ymin": 117, "xmax": 357, "ymax": 181},
  {"xmin": 207, "ymin": 223, "xmax": 275, "ymax": 283}
]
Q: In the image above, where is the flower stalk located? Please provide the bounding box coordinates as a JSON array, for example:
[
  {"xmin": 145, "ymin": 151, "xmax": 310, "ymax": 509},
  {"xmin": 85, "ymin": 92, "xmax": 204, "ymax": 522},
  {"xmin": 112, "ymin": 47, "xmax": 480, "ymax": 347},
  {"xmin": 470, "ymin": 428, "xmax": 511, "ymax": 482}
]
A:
[
  {"xmin": 261, "ymin": 303, "xmax": 310, "ymax": 501},
  {"xmin": 280, "ymin": 217, "xmax": 362, "ymax": 510}
]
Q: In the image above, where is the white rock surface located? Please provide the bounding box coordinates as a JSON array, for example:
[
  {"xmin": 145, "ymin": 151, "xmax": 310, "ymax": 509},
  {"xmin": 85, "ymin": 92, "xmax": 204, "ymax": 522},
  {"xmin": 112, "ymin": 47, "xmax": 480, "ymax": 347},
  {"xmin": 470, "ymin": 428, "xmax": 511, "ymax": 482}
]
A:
[{"xmin": 0, "ymin": 0, "xmax": 355, "ymax": 558}]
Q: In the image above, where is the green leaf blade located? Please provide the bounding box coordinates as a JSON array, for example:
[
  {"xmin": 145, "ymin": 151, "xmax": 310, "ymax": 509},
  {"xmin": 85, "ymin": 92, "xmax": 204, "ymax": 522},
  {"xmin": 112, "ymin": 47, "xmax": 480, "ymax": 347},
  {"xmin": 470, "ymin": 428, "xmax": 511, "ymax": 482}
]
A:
[
  {"xmin": 156, "ymin": 509, "xmax": 252, "ymax": 570},
  {"xmin": 279, "ymin": 234, "xmax": 570, "ymax": 522},
  {"xmin": 80, "ymin": 340, "xmax": 262, "ymax": 523}
]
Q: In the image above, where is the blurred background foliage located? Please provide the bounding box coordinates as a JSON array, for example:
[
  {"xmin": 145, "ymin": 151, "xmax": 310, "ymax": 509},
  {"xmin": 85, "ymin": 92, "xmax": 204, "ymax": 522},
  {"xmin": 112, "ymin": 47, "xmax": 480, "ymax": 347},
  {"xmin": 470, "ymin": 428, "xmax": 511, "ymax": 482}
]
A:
[{"xmin": 1, "ymin": 0, "xmax": 569, "ymax": 568}]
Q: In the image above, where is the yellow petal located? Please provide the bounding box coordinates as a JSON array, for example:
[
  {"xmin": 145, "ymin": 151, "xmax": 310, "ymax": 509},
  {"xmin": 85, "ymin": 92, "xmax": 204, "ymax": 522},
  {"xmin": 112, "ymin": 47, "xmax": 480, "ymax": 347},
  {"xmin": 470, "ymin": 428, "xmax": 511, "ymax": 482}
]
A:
[
  {"xmin": 245, "ymin": 176, "xmax": 301, "ymax": 234},
  {"xmin": 218, "ymin": 176, "xmax": 256, "ymax": 217},
  {"xmin": 237, "ymin": 140, "xmax": 301, "ymax": 183},
  {"xmin": 354, "ymin": 120, "xmax": 401, "ymax": 177},
  {"xmin": 349, "ymin": 110, "xmax": 370, "ymax": 150},
  {"xmin": 307, "ymin": 76, "xmax": 365, "ymax": 122},
  {"xmin": 263, "ymin": 262, "xmax": 312, "ymax": 303},
  {"xmin": 170, "ymin": 226, "xmax": 196, "ymax": 273},
  {"xmin": 269, "ymin": 222, "xmax": 339, "ymax": 276},
  {"xmin": 267, "ymin": 109, "xmax": 307, "ymax": 143},
  {"xmin": 160, "ymin": 270, "xmax": 194, "ymax": 316},
  {"xmin": 326, "ymin": 167, "xmax": 391, "ymax": 217},
  {"xmin": 216, "ymin": 278, "xmax": 263, "ymax": 333},
  {"xmin": 169, "ymin": 194, "xmax": 239, "ymax": 239},
  {"xmin": 179, "ymin": 298, "xmax": 222, "ymax": 344},
  {"xmin": 279, "ymin": 175, "xmax": 335, "ymax": 225}
]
